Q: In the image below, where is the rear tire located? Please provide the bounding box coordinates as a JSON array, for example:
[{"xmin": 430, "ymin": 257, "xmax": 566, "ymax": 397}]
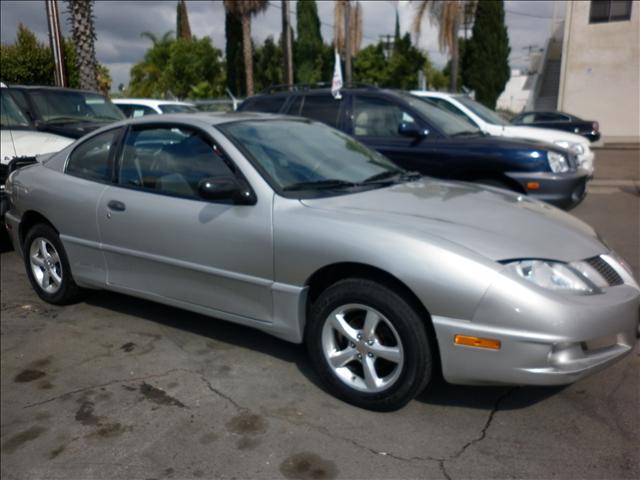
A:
[
  {"xmin": 23, "ymin": 223, "xmax": 84, "ymax": 305},
  {"xmin": 306, "ymin": 278, "xmax": 432, "ymax": 411}
]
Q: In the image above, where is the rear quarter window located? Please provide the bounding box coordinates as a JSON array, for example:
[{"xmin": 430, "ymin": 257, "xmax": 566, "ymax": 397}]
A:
[
  {"xmin": 241, "ymin": 96, "xmax": 287, "ymax": 113},
  {"xmin": 299, "ymin": 95, "xmax": 342, "ymax": 128},
  {"xmin": 66, "ymin": 129, "xmax": 120, "ymax": 182}
]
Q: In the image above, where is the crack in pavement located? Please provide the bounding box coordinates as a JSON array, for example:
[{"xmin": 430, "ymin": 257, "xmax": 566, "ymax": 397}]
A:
[
  {"xmin": 438, "ymin": 387, "xmax": 519, "ymax": 480},
  {"xmin": 199, "ymin": 375, "xmax": 245, "ymax": 412},
  {"xmin": 196, "ymin": 373, "xmax": 519, "ymax": 479}
]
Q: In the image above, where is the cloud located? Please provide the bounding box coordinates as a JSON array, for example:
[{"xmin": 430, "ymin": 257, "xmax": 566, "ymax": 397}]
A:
[{"xmin": 1, "ymin": 0, "xmax": 563, "ymax": 92}]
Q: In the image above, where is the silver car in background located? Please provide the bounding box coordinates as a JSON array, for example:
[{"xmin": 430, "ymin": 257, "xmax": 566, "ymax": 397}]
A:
[{"xmin": 4, "ymin": 113, "xmax": 639, "ymax": 410}]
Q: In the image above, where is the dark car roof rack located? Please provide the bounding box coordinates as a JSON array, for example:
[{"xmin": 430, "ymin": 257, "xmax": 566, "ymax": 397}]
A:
[{"xmin": 261, "ymin": 82, "xmax": 379, "ymax": 95}]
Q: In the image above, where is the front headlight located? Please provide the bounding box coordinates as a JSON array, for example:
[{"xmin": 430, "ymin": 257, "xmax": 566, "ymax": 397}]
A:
[
  {"xmin": 507, "ymin": 260, "xmax": 601, "ymax": 294},
  {"xmin": 554, "ymin": 140, "xmax": 585, "ymax": 156},
  {"xmin": 547, "ymin": 151, "xmax": 569, "ymax": 173}
]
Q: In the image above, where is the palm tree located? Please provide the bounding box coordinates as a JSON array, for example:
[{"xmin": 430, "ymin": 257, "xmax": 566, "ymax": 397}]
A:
[
  {"xmin": 66, "ymin": 0, "xmax": 99, "ymax": 92},
  {"xmin": 412, "ymin": 0, "xmax": 466, "ymax": 92},
  {"xmin": 223, "ymin": 0, "xmax": 268, "ymax": 96},
  {"xmin": 128, "ymin": 31, "xmax": 174, "ymax": 98},
  {"xmin": 334, "ymin": 0, "xmax": 362, "ymax": 57}
]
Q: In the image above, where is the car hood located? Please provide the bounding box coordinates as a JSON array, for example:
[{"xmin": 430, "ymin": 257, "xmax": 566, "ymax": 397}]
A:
[
  {"xmin": 301, "ymin": 179, "xmax": 604, "ymax": 262},
  {"xmin": 1, "ymin": 129, "xmax": 73, "ymax": 164},
  {"xmin": 501, "ymin": 125, "xmax": 589, "ymax": 146}
]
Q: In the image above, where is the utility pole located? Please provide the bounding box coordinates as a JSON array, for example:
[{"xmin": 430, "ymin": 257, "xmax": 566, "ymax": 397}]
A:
[
  {"xmin": 344, "ymin": 0, "xmax": 352, "ymax": 86},
  {"xmin": 379, "ymin": 34, "xmax": 393, "ymax": 59},
  {"xmin": 281, "ymin": 0, "xmax": 293, "ymax": 86},
  {"xmin": 45, "ymin": 0, "xmax": 66, "ymax": 87}
]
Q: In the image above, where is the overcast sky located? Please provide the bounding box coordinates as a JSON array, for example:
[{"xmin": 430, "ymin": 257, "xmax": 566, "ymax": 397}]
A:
[{"xmin": 1, "ymin": 0, "xmax": 565, "ymax": 92}]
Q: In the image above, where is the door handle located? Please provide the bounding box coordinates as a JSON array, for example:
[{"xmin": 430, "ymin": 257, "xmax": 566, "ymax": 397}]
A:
[{"xmin": 107, "ymin": 200, "xmax": 126, "ymax": 212}]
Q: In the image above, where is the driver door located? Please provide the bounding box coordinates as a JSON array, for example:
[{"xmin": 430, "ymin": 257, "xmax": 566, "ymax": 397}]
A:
[{"xmin": 97, "ymin": 124, "xmax": 273, "ymax": 322}]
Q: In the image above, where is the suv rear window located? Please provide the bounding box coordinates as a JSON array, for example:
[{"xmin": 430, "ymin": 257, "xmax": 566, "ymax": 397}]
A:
[
  {"xmin": 300, "ymin": 95, "xmax": 342, "ymax": 128},
  {"xmin": 242, "ymin": 96, "xmax": 286, "ymax": 113}
]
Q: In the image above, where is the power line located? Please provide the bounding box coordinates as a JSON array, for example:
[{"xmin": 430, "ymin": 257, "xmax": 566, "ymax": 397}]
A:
[{"xmin": 505, "ymin": 9, "xmax": 553, "ymax": 20}]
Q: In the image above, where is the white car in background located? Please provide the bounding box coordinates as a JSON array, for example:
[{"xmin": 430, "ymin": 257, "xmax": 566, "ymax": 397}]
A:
[
  {"xmin": 1, "ymin": 84, "xmax": 72, "ymax": 165},
  {"xmin": 113, "ymin": 98, "xmax": 198, "ymax": 117},
  {"xmin": 411, "ymin": 91, "xmax": 595, "ymax": 175},
  {"xmin": 1, "ymin": 83, "xmax": 73, "ymax": 239}
]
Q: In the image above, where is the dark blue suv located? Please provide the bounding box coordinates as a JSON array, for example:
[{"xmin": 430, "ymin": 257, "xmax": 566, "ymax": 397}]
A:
[{"xmin": 239, "ymin": 87, "xmax": 589, "ymax": 209}]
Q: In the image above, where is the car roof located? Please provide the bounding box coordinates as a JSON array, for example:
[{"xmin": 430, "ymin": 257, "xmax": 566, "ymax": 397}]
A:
[
  {"xmin": 113, "ymin": 98, "xmax": 195, "ymax": 107},
  {"xmin": 89, "ymin": 111, "xmax": 296, "ymax": 131},
  {"xmin": 6, "ymin": 84, "xmax": 106, "ymax": 96},
  {"xmin": 251, "ymin": 86, "xmax": 402, "ymax": 98}
]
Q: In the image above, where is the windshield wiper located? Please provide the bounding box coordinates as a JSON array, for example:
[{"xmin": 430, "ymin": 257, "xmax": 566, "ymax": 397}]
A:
[
  {"xmin": 450, "ymin": 131, "xmax": 481, "ymax": 137},
  {"xmin": 362, "ymin": 170, "xmax": 422, "ymax": 184},
  {"xmin": 283, "ymin": 179, "xmax": 358, "ymax": 191}
]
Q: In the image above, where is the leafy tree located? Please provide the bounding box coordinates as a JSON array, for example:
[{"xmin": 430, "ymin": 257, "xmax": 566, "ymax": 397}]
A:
[
  {"xmin": 387, "ymin": 33, "xmax": 427, "ymax": 89},
  {"xmin": 353, "ymin": 33, "xmax": 427, "ymax": 89},
  {"xmin": 0, "ymin": 24, "xmax": 110, "ymax": 92},
  {"xmin": 66, "ymin": 0, "xmax": 99, "ymax": 91},
  {"xmin": 0, "ymin": 24, "xmax": 54, "ymax": 85},
  {"xmin": 223, "ymin": 0, "xmax": 269, "ymax": 96},
  {"xmin": 128, "ymin": 32, "xmax": 174, "ymax": 97},
  {"xmin": 253, "ymin": 36, "xmax": 283, "ymax": 91},
  {"xmin": 97, "ymin": 64, "xmax": 112, "ymax": 95},
  {"xmin": 463, "ymin": 0, "xmax": 510, "ymax": 108},
  {"xmin": 128, "ymin": 32, "xmax": 224, "ymax": 99},
  {"xmin": 353, "ymin": 44, "xmax": 388, "ymax": 86},
  {"xmin": 225, "ymin": 9, "xmax": 245, "ymax": 96},
  {"xmin": 165, "ymin": 37, "xmax": 224, "ymax": 98},
  {"xmin": 176, "ymin": 0, "xmax": 192, "ymax": 40},
  {"xmin": 295, "ymin": 0, "xmax": 324, "ymax": 83}
]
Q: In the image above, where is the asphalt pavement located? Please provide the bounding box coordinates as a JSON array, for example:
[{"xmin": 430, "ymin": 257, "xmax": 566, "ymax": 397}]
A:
[{"xmin": 1, "ymin": 148, "xmax": 639, "ymax": 480}]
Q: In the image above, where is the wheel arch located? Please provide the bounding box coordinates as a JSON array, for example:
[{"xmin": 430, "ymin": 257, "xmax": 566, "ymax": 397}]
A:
[
  {"xmin": 304, "ymin": 261, "xmax": 442, "ymax": 372},
  {"xmin": 19, "ymin": 210, "xmax": 58, "ymax": 249}
]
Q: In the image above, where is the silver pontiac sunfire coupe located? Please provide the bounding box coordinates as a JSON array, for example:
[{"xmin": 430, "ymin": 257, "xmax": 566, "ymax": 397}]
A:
[{"xmin": 5, "ymin": 113, "xmax": 639, "ymax": 411}]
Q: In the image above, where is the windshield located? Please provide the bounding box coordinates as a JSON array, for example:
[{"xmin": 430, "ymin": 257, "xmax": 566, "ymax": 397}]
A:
[
  {"xmin": 398, "ymin": 93, "xmax": 481, "ymax": 137},
  {"xmin": 159, "ymin": 104, "xmax": 198, "ymax": 114},
  {"xmin": 219, "ymin": 119, "xmax": 404, "ymax": 193},
  {"xmin": 0, "ymin": 90, "xmax": 31, "ymax": 128},
  {"xmin": 28, "ymin": 90, "xmax": 124, "ymax": 123},
  {"xmin": 455, "ymin": 95, "xmax": 510, "ymax": 126}
]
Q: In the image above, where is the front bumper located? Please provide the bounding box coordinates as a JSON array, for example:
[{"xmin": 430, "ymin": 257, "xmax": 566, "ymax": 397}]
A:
[
  {"xmin": 505, "ymin": 170, "xmax": 590, "ymax": 209},
  {"xmin": 432, "ymin": 257, "xmax": 639, "ymax": 386}
]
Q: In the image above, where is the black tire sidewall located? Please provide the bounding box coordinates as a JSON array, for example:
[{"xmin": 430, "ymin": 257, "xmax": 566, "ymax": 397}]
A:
[
  {"xmin": 23, "ymin": 223, "xmax": 80, "ymax": 305},
  {"xmin": 306, "ymin": 278, "xmax": 432, "ymax": 411}
]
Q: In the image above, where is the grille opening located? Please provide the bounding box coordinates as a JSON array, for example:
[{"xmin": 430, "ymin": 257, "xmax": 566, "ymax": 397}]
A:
[{"xmin": 585, "ymin": 256, "xmax": 624, "ymax": 287}]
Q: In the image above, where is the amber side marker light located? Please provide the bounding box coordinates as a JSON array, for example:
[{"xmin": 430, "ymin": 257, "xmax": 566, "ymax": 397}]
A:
[
  {"xmin": 454, "ymin": 335, "xmax": 501, "ymax": 350},
  {"xmin": 527, "ymin": 182, "xmax": 540, "ymax": 190}
]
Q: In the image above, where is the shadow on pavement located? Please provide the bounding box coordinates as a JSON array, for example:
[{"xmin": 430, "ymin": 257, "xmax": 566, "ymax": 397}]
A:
[{"xmin": 85, "ymin": 289, "xmax": 564, "ymax": 412}]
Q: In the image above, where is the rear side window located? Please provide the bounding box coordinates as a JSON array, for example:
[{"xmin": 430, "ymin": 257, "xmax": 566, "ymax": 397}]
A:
[
  {"xmin": 300, "ymin": 95, "xmax": 342, "ymax": 128},
  {"xmin": 242, "ymin": 96, "xmax": 286, "ymax": 113},
  {"xmin": 66, "ymin": 129, "xmax": 119, "ymax": 182},
  {"xmin": 286, "ymin": 95, "xmax": 303, "ymax": 115},
  {"xmin": 117, "ymin": 104, "xmax": 157, "ymax": 118},
  {"xmin": 118, "ymin": 126, "xmax": 234, "ymax": 199}
]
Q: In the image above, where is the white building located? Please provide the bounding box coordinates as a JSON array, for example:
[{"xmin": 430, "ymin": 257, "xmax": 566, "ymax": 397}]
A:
[
  {"xmin": 496, "ymin": 69, "xmax": 531, "ymax": 113},
  {"xmin": 558, "ymin": 1, "xmax": 639, "ymax": 143}
]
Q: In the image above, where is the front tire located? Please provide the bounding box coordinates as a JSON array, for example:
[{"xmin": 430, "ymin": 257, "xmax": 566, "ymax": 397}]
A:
[
  {"xmin": 23, "ymin": 223, "xmax": 83, "ymax": 305},
  {"xmin": 306, "ymin": 278, "xmax": 432, "ymax": 411}
]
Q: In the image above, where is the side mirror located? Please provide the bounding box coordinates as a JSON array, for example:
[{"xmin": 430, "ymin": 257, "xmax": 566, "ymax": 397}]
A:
[
  {"xmin": 198, "ymin": 176, "xmax": 254, "ymax": 204},
  {"xmin": 398, "ymin": 122, "xmax": 429, "ymax": 138}
]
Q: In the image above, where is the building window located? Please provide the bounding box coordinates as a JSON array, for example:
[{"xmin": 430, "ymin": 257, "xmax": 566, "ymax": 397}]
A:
[{"xmin": 589, "ymin": 0, "xmax": 632, "ymax": 23}]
